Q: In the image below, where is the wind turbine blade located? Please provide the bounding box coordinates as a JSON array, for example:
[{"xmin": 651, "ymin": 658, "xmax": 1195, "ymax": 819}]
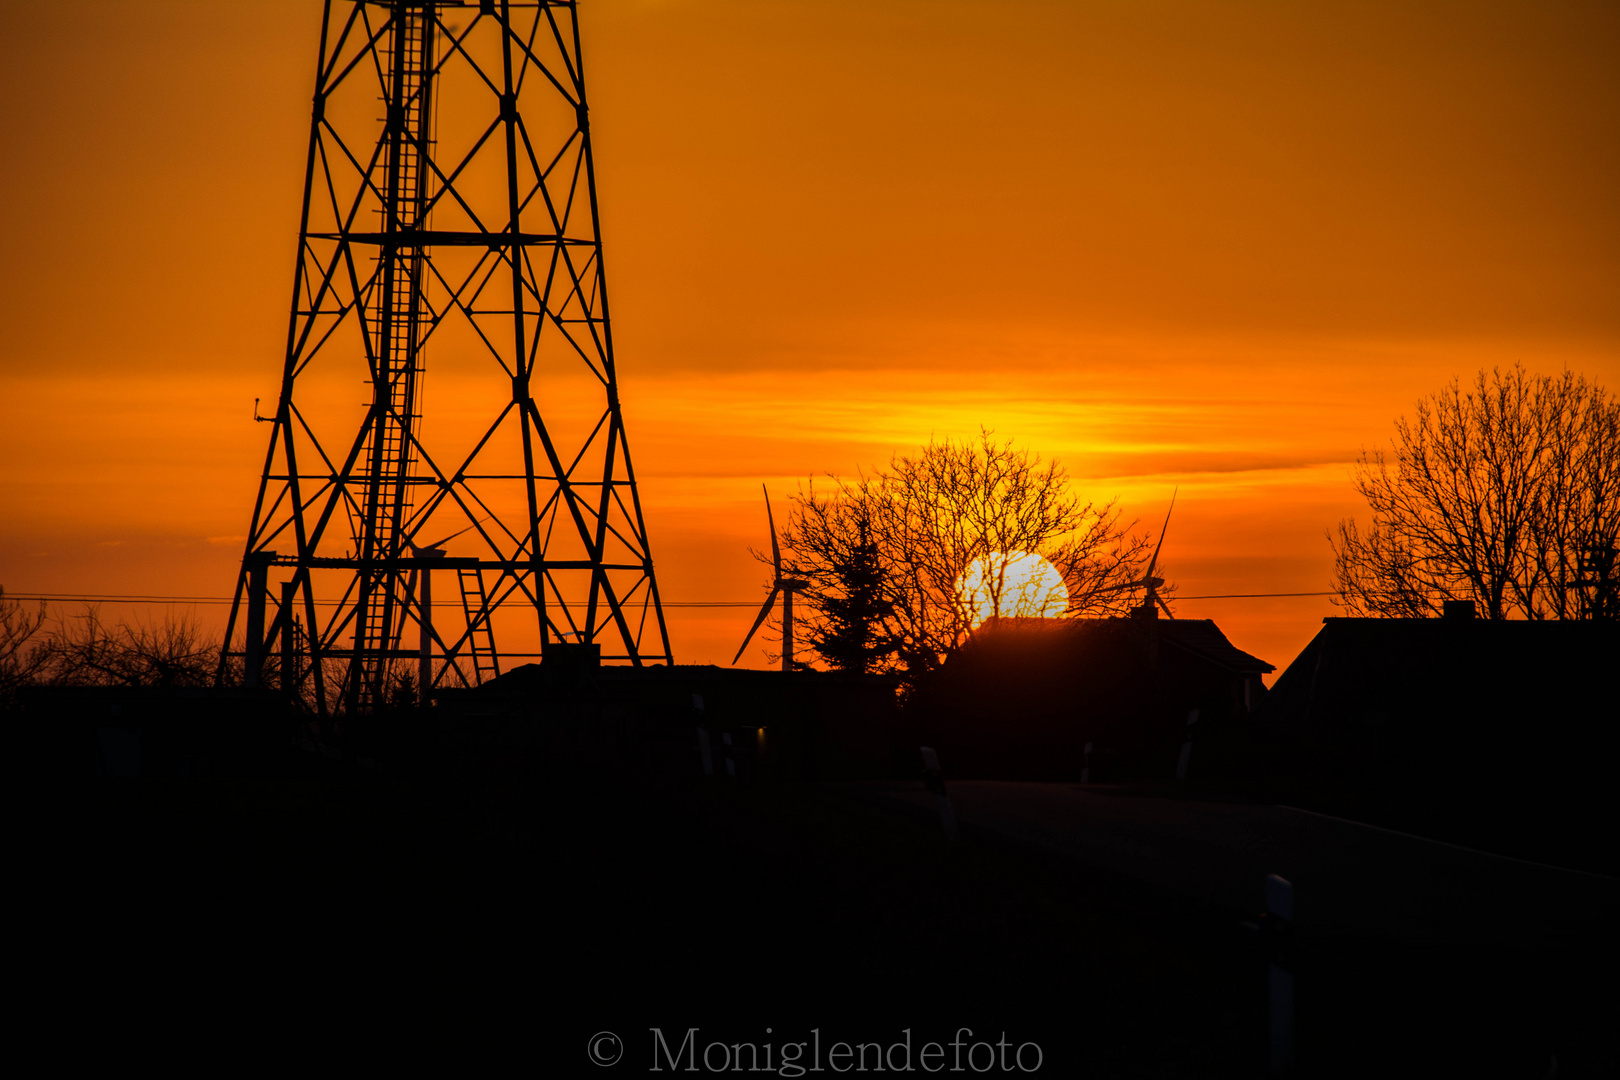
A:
[
  {"xmin": 732, "ymin": 587, "xmax": 782, "ymax": 665},
  {"xmin": 1155, "ymin": 592, "xmax": 1175, "ymax": 619},
  {"xmin": 763, "ymin": 484, "xmax": 782, "ymax": 574},
  {"xmin": 1090, "ymin": 576, "xmax": 1146, "ymax": 597},
  {"xmin": 1145, "ymin": 487, "xmax": 1178, "ymax": 578},
  {"xmin": 415, "ymin": 516, "xmax": 489, "ymax": 551}
]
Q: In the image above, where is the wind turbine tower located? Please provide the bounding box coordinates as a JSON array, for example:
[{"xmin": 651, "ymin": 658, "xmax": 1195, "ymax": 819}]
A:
[{"xmin": 734, "ymin": 487, "xmax": 810, "ymax": 671}]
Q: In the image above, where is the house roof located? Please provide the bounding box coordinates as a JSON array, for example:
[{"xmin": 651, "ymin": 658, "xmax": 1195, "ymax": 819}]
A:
[
  {"xmin": 977, "ymin": 615, "xmax": 1273, "ymax": 674},
  {"xmin": 1151, "ymin": 618, "xmax": 1275, "ymax": 675},
  {"xmin": 1259, "ymin": 616, "xmax": 1620, "ymax": 728}
]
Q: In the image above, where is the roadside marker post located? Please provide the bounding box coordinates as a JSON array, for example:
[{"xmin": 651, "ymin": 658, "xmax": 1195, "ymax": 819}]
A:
[
  {"xmin": 1263, "ymin": 873, "xmax": 1296, "ymax": 1076},
  {"xmin": 1175, "ymin": 708, "xmax": 1199, "ymax": 781},
  {"xmin": 920, "ymin": 746, "xmax": 959, "ymax": 845},
  {"xmin": 1081, "ymin": 740, "xmax": 1093, "ymax": 783}
]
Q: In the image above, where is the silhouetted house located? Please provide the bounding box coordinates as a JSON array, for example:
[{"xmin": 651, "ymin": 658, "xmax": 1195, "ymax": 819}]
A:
[
  {"xmin": 1251, "ymin": 602, "xmax": 1620, "ymax": 869},
  {"xmin": 435, "ymin": 658, "xmax": 900, "ymax": 781},
  {"xmin": 907, "ymin": 615, "xmax": 1273, "ymax": 781},
  {"xmin": 25, "ymin": 685, "xmax": 293, "ymax": 778}
]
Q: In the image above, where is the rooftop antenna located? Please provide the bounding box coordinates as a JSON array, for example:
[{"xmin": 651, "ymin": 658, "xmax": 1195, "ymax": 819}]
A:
[{"xmin": 734, "ymin": 485, "xmax": 810, "ymax": 671}]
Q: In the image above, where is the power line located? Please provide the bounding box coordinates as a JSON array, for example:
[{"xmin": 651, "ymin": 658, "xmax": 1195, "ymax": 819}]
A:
[
  {"xmin": 1175, "ymin": 591, "xmax": 1335, "ymax": 600},
  {"xmin": 4, "ymin": 590, "xmax": 1336, "ymax": 606},
  {"xmin": 3, "ymin": 592, "xmax": 757, "ymax": 608}
]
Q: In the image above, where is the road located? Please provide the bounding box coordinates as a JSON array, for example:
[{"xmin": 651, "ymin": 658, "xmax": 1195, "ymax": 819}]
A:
[{"xmin": 861, "ymin": 780, "xmax": 1617, "ymax": 951}]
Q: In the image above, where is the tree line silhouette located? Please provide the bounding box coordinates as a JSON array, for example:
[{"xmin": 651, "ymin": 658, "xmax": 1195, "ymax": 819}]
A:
[
  {"xmin": 0, "ymin": 593, "xmax": 224, "ymax": 709},
  {"xmin": 0, "ymin": 592, "xmax": 419, "ymax": 714},
  {"xmin": 759, "ymin": 428, "xmax": 1164, "ymax": 688},
  {"xmin": 1333, "ymin": 365, "xmax": 1618, "ymax": 620},
  {"xmin": 768, "ymin": 365, "xmax": 1618, "ymax": 689}
]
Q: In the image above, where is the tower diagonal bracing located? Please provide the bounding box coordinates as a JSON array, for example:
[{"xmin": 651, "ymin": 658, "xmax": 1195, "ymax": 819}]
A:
[{"xmin": 223, "ymin": 0, "xmax": 672, "ymax": 715}]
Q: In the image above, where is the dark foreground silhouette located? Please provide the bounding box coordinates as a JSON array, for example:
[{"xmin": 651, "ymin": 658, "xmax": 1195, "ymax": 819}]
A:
[
  {"xmin": 78, "ymin": 756, "xmax": 1614, "ymax": 1077},
  {"xmin": 54, "ymin": 611, "xmax": 1618, "ymax": 1076}
]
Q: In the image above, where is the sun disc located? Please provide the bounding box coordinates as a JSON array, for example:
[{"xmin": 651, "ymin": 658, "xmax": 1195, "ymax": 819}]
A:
[{"xmin": 957, "ymin": 550, "xmax": 1068, "ymax": 630}]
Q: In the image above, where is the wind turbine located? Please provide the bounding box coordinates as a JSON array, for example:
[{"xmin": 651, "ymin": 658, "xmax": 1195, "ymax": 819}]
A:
[
  {"xmin": 1084, "ymin": 489, "xmax": 1177, "ymax": 619},
  {"xmin": 733, "ymin": 485, "xmax": 810, "ymax": 671},
  {"xmin": 1131, "ymin": 489, "xmax": 1177, "ymax": 619},
  {"xmin": 406, "ymin": 517, "xmax": 486, "ymax": 556}
]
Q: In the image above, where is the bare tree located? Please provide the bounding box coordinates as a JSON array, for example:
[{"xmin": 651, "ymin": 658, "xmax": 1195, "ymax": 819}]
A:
[
  {"xmin": 1332, "ymin": 366, "xmax": 1620, "ymax": 619},
  {"xmin": 0, "ymin": 587, "xmax": 49, "ymax": 708},
  {"xmin": 777, "ymin": 430, "xmax": 1159, "ymax": 684},
  {"xmin": 35, "ymin": 605, "xmax": 222, "ymax": 687}
]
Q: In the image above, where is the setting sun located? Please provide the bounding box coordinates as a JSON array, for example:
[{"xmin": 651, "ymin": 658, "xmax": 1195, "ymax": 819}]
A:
[{"xmin": 958, "ymin": 551, "xmax": 1069, "ymax": 630}]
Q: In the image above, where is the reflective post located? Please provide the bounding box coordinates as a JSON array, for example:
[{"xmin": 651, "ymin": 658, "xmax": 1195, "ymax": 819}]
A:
[
  {"xmin": 1264, "ymin": 873, "xmax": 1295, "ymax": 1076},
  {"xmin": 1176, "ymin": 707, "xmax": 1199, "ymax": 780},
  {"xmin": 921, "ymin": 746, "xmax": 958, "ymax": 845}
]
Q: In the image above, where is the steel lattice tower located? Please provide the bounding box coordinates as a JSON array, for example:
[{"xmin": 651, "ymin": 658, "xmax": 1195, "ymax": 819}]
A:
[{"xmin": 224, "ymin": 0, "xmax": 672, "ymax": 715}]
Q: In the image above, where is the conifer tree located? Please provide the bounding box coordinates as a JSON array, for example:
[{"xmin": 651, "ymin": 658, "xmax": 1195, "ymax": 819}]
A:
[{"xmin": 809, "ymin": 520, "xmax": 899, "ymax": 673}]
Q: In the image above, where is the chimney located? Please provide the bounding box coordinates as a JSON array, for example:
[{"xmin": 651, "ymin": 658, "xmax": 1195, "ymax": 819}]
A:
[{"xmin": 1442, "ymin": 599, "xmax": 1476, "ymax": 621}]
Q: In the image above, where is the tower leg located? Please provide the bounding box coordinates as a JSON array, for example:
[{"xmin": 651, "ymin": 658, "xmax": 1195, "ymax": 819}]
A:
[
  {"xmin": 244, "ymin": 552, "xmax": 272, "ymax": 689},
  {"xmin": 783, "ymin": 589, "xmax": 794, "ymax": 672},
  {"xmin": 418, "ymin": 566, "xmax": 432, "ymax": 707}
]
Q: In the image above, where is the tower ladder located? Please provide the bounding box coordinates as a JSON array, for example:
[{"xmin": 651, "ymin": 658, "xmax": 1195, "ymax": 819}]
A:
[{"xmin": 457, "ymin": 568, "xmax": 501, "ymax": 686}]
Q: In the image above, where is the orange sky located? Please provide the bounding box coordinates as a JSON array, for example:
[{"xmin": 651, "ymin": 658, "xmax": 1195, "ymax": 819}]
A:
[{"xmin": 2, "ymin": 0, "xmax": 1617, "ymax": 676}]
